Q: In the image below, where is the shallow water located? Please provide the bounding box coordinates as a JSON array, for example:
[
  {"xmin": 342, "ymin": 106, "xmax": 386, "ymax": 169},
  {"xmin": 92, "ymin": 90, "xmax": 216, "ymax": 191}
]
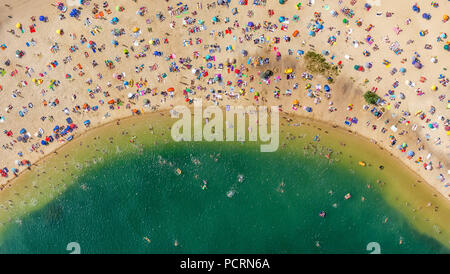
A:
[{"xmin": 0, "ymin": 112, "xmax": 448, "ymax": 253}]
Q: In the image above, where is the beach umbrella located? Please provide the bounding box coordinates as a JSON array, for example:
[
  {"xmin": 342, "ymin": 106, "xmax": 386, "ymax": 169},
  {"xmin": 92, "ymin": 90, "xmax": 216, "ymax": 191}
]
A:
[
  {"xmin": 292, "ymin": 99, "xmax": 299, "ymax": 105},
  {"xmin": 279, "ymin": 0, "xmax": 285, "ymax": 4},
  {"xmin": 278, "ymin": 16, "xmax": 285, "ymax": 23},
  {"xmin": 16, "ymin": 23, "xmax": 21, "ymax": 29},
  {"xmin": 431, "ymin": 85, "xmax": 437, "ymax": 91},
  {"xmin": 248, "ymin": 22, "xmax": 254, "ymax": 27},
  {"xmin": 39, "ymin": 16, "xmax": 46, "ymax": 22},
  {"xmin": 407, "ymin": 150, "xmax": 415, "ymax": 157},
  {"xmin": 324, "ymin": 85, "xmax": 330, "ymax": 92},
  {"xmin": 212, "ymin": 16, "xmax": 218, "ymax": 22},
  {"xmin": 308, "ymin": 30, "xmax": 315, "ymax": 36}
]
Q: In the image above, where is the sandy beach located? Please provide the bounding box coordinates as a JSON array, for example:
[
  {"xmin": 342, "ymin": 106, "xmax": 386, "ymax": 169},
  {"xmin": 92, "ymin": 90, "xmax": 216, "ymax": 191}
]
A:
[
  {"xmin": 0, "ymin": 0, "xmax": 448, "ymax": 202},
  {"xmin": 0, "ymin": 110, "xmax": 449, "ymax": 250}
]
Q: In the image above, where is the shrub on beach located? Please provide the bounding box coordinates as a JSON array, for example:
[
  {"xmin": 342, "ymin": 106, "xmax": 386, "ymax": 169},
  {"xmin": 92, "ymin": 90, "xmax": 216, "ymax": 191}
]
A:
[{"xmin": 363, "ymin": 91, "xmax": 380, "ymax": 105}]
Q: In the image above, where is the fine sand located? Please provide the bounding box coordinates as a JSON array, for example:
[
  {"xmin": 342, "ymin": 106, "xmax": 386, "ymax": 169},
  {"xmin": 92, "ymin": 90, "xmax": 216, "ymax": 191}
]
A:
[{"xmin": 0, "ymin": 0, "xmax": 448, "ymax": 200}]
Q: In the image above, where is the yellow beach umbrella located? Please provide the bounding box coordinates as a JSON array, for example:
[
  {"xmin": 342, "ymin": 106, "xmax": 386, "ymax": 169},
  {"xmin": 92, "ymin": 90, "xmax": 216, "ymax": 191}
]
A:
[
  {"xmin": 292, "ymin": 99, "xmax": 299, "ymax": 105},
  {"xmin": 431, "ymin": 85, "xmax": 437, "ymax": 91},
  {"xmin": 133, "ymin": 27, "xmax": 140, "ymax": 33},
  {"xmin": 32, "ymin": 78, "xmax": 36, "ymax": 83},
  {"xmin": 56, "ymin": 29, "xmax": 61, "ymax": 35},
  {"xmin": 16, "ymin": 23, "xmax": 22, "ymax": 29}
]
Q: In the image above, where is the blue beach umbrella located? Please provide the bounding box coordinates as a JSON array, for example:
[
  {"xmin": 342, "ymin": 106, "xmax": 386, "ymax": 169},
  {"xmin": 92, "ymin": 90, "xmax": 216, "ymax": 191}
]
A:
[{"xmin": 407, "ymin": 150, "xmax": 415, "ymax": 157}]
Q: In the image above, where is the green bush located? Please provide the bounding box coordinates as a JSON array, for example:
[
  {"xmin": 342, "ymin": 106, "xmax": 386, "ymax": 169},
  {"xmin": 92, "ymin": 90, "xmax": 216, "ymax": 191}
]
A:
[{"xmin": 363, "ymin": 91, "xmax": 380, "ymax": 105}]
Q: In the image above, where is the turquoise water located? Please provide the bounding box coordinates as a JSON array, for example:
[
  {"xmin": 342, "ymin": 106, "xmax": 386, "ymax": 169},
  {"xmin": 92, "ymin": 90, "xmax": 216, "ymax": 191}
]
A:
[{"xmin": 0, "ymin": 142, "xmax": 447, "ymax": 254}]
